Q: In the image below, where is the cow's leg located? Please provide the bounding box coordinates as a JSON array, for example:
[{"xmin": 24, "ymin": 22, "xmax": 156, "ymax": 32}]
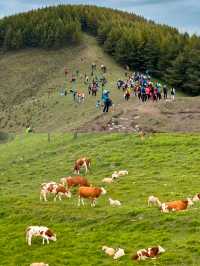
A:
[
  {"xmin": 28, "ymin": 236, "xmax": 32, "ymax": 246},
  {"xmin": 78, "ymin": 196, "xmax": 81, "ymax": 207},
  {"xmin": 59, "ymin": 194, "xmax": 62, "ymax": 201},
  {"xmin": 91, "ymin": 198, "xmax": 96, "ymax": 207},
  {"xmin": 83, "ymin": 162, "xmax": 88, "ymax": 173},
  {"xmin": 54, "ymin": 194, "xmax": 57, "ymax": 202},
  {"xmin": 43, "ymin": 192, "xmax": 47, "ymax": 202},
  {"xmin": 42, "ymin": 237, "xmax": 45, "ymax": 245},
  {"xmin": 81, "ymin": 198, "xmax": 85, "ymax": 206},
  {"xmin": 40, "ymin": 192, "xmax": 43, "ymax": 201},
  {"xmin": 93, "ymin": 199, "xmax": 96, "ymax": 207}
]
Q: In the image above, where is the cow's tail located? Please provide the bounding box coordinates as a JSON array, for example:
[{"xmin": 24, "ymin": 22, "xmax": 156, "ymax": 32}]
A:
[
  {"xmin": 26, "ymin": 227, "xmax": 30, "ymax": 242},
  {"xmin": 131, "ymin": 254, "xmax": 139, "ymax": 260}
]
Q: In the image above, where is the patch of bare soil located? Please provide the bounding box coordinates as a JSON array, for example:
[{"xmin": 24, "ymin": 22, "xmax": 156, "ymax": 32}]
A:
[{"xmin": 77, "ymin": 97, "xmax": 200, "ymax": 133}]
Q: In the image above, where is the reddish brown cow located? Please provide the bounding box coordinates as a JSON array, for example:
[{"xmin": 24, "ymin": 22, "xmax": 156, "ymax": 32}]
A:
[
  {"xmin": 161, "ymin": 198, "xmax": 193, "ymax": 212},
  {"xmin": 78, "ymin": 186, "xmax": 106, "ymax": 207},
  {"xmin": 74, "ymin": 158, "xmax": 91, "ymax": 174},
  {"xmin": 60, "ymin": 176, "xmax": 90, "ymax": 189}
]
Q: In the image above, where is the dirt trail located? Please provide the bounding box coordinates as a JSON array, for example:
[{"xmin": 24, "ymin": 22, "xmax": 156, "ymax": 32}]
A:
[{"xmin": 77, "ymin": 97, "xmax": 200, "ymax": 133}]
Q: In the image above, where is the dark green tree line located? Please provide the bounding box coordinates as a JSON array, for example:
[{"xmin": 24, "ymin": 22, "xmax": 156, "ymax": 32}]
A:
[{"xmin": 0, "ymin": 5, "xmax": 199, "ymax": 95}]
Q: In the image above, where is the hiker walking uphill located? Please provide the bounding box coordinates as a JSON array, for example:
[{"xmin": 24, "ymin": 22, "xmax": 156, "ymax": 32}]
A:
[
  {"xmin": 102, "ymin": 90, "xmax": 112, "ymax": 113},
  {"xmin": 163, "ymin": 85, "xmax": 168, "ymax": 99}
]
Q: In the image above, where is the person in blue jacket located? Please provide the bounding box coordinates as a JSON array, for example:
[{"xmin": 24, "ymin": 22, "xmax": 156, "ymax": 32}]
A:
[{"xmin": 102, "ymin": 90, "xmax": 112, "ymax": 112}]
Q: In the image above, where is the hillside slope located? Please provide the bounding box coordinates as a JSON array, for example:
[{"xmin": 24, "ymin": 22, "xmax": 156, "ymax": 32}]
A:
[
  {"xmin": 0, "ymin": 133, "xmax": 200, "ymax": 265},
  {"xmin": 0, "ymin": 34, "xmax": 200, "ymax": 133},
  {"xmin": 0, "ymin": 34, "xmax": 126, "ymax": 132}
]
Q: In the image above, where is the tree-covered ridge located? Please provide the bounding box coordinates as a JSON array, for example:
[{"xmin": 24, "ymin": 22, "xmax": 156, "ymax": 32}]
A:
[{"xmin": 0, "ymin": 5, "xmax": 199, "ymax": 95}]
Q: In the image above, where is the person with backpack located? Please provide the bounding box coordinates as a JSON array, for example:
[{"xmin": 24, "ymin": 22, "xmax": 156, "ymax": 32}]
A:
[
  {"xmin": 163, "ymin": 85, "xmax": 168, "ymax": 99},
  {"xmin": 171, "ymin": 88, "xmax": 176, "ymax": 100},
  {"xmin": 102, "ymin": 90, "xmax": 112, "ymax": 113}
]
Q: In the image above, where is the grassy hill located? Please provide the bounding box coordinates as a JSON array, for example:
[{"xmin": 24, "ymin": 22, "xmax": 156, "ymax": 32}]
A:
[
  {"xmin": 0, "ymin": 33, "xmax": 200, "ymax": 133},
  {"xmin": 0, "ymin": 133, "xmax": 200, "ymax": 265},
  {"xmin": 0, "ymin": 34, "xmax": 126, "ymax": 133}
]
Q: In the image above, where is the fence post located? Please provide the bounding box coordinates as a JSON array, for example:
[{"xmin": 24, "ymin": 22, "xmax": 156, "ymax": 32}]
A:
[
  {"xmin": 48, "ymin": 133, "xmax": 51, "ymax": 143},
  {"xmin": 73, "ymin": 132, "xmax": 78, "ymax": 139}
]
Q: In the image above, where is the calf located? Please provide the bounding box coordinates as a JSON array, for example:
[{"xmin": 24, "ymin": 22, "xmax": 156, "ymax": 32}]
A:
[
  {"xmin": 132, "ymin": 246, "xmax": 165, "ymax": 261},
  {"xmin": 112, "ymin": 170, "xmax": 128, "ymax": 179},
  {"xmin": 102, "ymin": 246, "xmax": 115, "ymax": 256},
  {"xmin": 161, "ymin": 198, "xmax": 193, "ymax": 213},
  {"xmin": 102, "ymin": 177, "xmax": 114, "ymax": 184},
  {"xmin": 113, "ymin": 248, "xmax": 125, "ymax": 260},
  {"xmin": 54, "ymin": 185, "xmax": 71, "ymax": 201},
  {"xmin": 109, "ymin": 198, "xmax": 121, "ymax": 206},
  {"xmin": 40, "ymin": 182, "xmax": 71, "ymax": 201},
  {"xmin": 61, "ymin": 176, "xmax": 90, "ymax": 189},
  {"xmin": 78, "ymin": 186, "xmax": 106, "ymax": 207},
  {"xmin": 148, "ymin": 196, "xmax": 162, "ymax": 207},
  {"xmin": 74, "ymin": 158, "xmax": 91, "ymax": 174},
  {"xmin": 26, "ymin": 226, "xmax": 56, "ymax": 246}
]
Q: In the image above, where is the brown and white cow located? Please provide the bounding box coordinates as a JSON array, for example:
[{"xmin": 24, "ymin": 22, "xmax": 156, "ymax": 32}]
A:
[
  {"xmin": 78, "ymin": 186, "xmax": 106, "ymax": 207},
  {"xmin": 161, "ymin": 198, "xmax": 193, "ymax": 213},
  {"xmin": 60, "ymin": 176, "xmax": 90, "ymax": 189},
  {"xmin": 26, "ymin": 226, "xmax": 56, "ymax": 246},
  {"xmin": 132, "ymin": 246, "xmax": 165, "ymax": 261},
  {"xmin": 40, "ymin": 182, "xmax": 71, "ymax": 201},
  {"xmin": 74, "ymin": 158, "xmax": 91, "ymax": 174}
]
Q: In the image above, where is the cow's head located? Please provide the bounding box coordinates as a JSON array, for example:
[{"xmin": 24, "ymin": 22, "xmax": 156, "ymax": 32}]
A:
[
  {"xmin": 158, "ymin": 246, "xmax": 165, "ymax": 254},
  {"xmin": 65, "ymin": 190, "xmax": 72, "ymax": 198},
  {"xmin": 192, "ymin": 194, "xmax": 200, "ymax": 202},
  {"xmin": 101, "ymin": 187, "xmax": 107, "ymax": 195},
  {"xmin": 49, "ymin": 234, "xmax": 57, "ymax": 242}
]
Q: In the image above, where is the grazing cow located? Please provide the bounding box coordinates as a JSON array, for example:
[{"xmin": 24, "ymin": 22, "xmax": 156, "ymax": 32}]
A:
[
  {"xmin": 132, "ymin": 246, "xmax": 165, "ymax": 261},
  {"xmin": 74, "ymin": 158, "xmax": 91, "ymax": 174},
  {"xmin": 161, "ymin": 198, "xmax": 193, "ymax": 213},
  {"xmin": 109, "ymin": 198, "xmax": 121, "ymax": 206},
  {"xmin": 113, "ymin": 248, "xmax": 125, "ymax": 260},
  {"xmin": 193, "ymin": 193, "xmax": 200, "ymax": 202},
  {"xmin": 60, "ymin": 176, "xmax": 90, "ymax": 189},
  {"xmin": 102, "ymin": 177, "xmax": 114, "ymax": 184},
  {"xmin": 30, "ymin": 263, "xmax": 49, "ymax": 266},
  {"xmin": 111, "ymin": 170, "xmax": 128, "ymax": 179},
  {"xmin": 102, "ymin": 246, "xmax": 115, "ymax": 256},
  {"xmin": 26, "ymin": 226, "xmax": 56, "ymax": 246},
  {"xmin": 78, "ymin": 186, "xmax": 106, "ymax": 207},
  {"xmin": 40, "ymin": 182, "xmax": 71, "ymax": 201},
  {"xmin": 148, "ymin": 196, "xmax": 162, "ymax": 207}
]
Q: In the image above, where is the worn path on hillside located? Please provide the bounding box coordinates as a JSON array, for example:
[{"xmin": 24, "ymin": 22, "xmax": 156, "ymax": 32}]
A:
[{"xmin": 77, "ymin": 96, "xmax": 200, "ymax": 133}]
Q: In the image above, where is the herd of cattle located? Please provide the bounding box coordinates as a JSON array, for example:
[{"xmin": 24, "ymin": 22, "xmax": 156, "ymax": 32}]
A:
[{"xmin": 27, "ymin": 157, "xmax": 200, "ymax": 265}]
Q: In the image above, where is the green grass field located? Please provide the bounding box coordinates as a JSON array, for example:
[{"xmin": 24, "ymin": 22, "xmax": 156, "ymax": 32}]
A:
[{"xmin": 0, "ymin": 133, "xmax": 200, "ymax": 266}]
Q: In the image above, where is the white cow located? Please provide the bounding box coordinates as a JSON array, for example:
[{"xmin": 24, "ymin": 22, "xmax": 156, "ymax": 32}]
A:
[
  {"xmin": 109, "ymin": 198, "xmax": 121, "ymax": 206},
  {"xmin": 26, "ymin": 226, "xmax": 56, "ymax": 246}
]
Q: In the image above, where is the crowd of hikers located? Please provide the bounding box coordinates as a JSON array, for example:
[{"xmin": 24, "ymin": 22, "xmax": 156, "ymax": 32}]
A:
[
  {"xmin": 60, "ymin": 65, "xmax": 176, "ymax": 115},
  {"xmin": 62, "ymin": 63, "xmax": 113, "ymax": 112},
  {"xmin": 117, "ymin": 72, "xmax": 176, "ymax": 102},
  {"xmin": 26, "ymin": 64, "xmax": 178, "ymax": 132}
]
